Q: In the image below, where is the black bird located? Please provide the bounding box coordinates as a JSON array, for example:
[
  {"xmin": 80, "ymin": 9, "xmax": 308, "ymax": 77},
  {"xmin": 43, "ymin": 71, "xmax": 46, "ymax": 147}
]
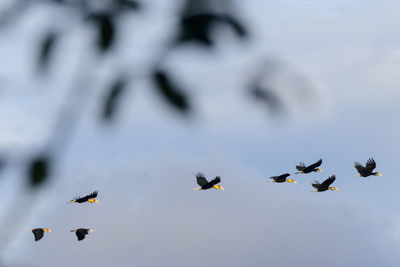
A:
[
  {"xmin": 71, "ymin": 228, "xmax": 93, "ymax": 241},
  {"xmin": 194, "ymin": 172, "xmax": 224, "ymax": 191},
  {"xmin": 296, "ymin": 159, "xmax": 323, "ymax": 174},
  {"xmin": 354, "ymin": 158, "xmax": 382, "ymax": 177},
  {"xmin": 32, "ymin": 228, "xmax": 51, "ymax": 241},
  {"xmin": 311, "ymin": 175, "xmax": 338, "ymax": 192},
  {"xmin": 268, "ymin": 173, "xmax": 297, "ymax": 184},
  {"xmin": 68, "ymin": 191, "xmax": 99, "ymax": 204}
]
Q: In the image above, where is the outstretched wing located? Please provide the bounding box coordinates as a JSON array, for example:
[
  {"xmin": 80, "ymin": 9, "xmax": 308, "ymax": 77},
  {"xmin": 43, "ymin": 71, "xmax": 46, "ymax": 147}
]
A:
[
  {"xmin": 76, "ymin": 231, "xmax": 86, "ymax": 241},
  {"xmin": 196, "ymin": 173, "xmax": 208, "ymax": 186},
  {"xmin": 32, "ymin": 228, "xmax": 44, "ymax": 241},
  {"xmin": 271, "ymin": 173, "xmax": 290, "ymax": 182},
  {"xmin": 296, "ymin": 162, "xmax": 306, "ymax": 171},
  {"xmin": 86, "ymin": 191, "xmax": 98, "ymax": 198},
  {"xmin": 312, "ymin": 180, "xmax": 320, "ymax": 189},
  {"xmin": 354, "ymin": 162, "xmax": 365, "ymax": 173},
  {"xmin": 74, "ymin": 191, "xmax": 98, "ymax": 203},
  {"xmin": 365, "ymin": 158, "xmax": 376, "ymax": 171},
  {"xmin": 308, "ymin": 159, "xmax": 322, "ymax": 169},
  {"xmin": 207, "ymin": 176, "xmax": 221, "ymax": 187},
  {"xmin": 279, "ymin": 173, "xmax": 291, "ymax": 179},
  {"xmin": 321, "ymin": 175, "xmax": 335, "ymax": 187}
]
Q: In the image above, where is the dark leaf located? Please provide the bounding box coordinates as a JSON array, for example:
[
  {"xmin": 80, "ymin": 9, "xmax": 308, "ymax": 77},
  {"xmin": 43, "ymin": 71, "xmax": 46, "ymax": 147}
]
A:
[
  {"xmin": 102, "ymin": 76, "xmax": 127, "ymax": 121},
  {"xmin": 251, "ymin": 86, "xmax": 284, "ymax": 114},
  {"xmin": 222, "ymin": 15, "xmax": 247, "ymax": 38},
  {"xmin": 177, "ymin": 14, "xmax": 216, "ymax": 47},
  {"xmin": 117, "ymin": 0, "xmax": 141, "ymax": 11},
  {"xmin": 37, "ymin": 31, "xmax": 58, "ymax": 71},
  {"xmin": 0, "ymin": 157, "xmax": 5, "ymax": 173},
  {"xmin": 87, "ymin": 13, "xmax": 115, "ymax": 52},
  {"xmin": 28, "ymin": 155, "xmax": 50, "ymax": 187},
  {"xmin": 176, "ymin": 14, "xmax": 247, "ymax": 47},
  {"xmin": 153, "ymin": 70, "xmax": 189, "ymax": 113}
]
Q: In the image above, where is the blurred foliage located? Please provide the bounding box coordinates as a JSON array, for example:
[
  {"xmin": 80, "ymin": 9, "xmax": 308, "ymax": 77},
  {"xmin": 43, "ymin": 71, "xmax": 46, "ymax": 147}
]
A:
[
  {"xmin": 28, "ymin": 155, "xmax": 50, "ymax": 187},
  {"xmin": 0, "ymin": 0, "xmax": 314, "ymax": 189},
  {"xmin": 37, "ymin": 30, "xmax": 58, "ymax": 71},
  {"xmin": 102, "ymin": 76, "xmax": 127, "ymax": 121},
  {"xmin": 87, "ymin": 12, "xmax": 115, "ymax": 52},
  {"xmin": 152, "ymin": 70, "xmax": 190, "ymax": 113}
]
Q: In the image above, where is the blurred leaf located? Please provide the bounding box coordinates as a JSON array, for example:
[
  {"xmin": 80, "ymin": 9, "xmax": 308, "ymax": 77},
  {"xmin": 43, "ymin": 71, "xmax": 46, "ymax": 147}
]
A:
[
  {"xmin": 28, "ymin": 155, "xmax": 50, "ymax": 187},
  {"xmin": 153, "ymin": 70, "xmax": 190, "ymax": 113},
  {"xmin": 102, "ymin": 76, "xmax": 127, "ymax": 121},
  {"xmin": 251, "ymin": 86, "xmax": 285, "ymax": 114},
  {"xmin": 88, "ymin": 13, "xmax": 115, "ymax": 52},
  {"xmin": 177, "ymin": 14, "xmax": 216, "ymax": 47},
  {"xmin": 222, "ymin": 15, "xmax": 247, "ymax": 38},
  {"xmin": 37, "ymin": 31, "xmax": 58, "ymax": 71},
  {"xmin": 117, "ymin": 0, "xmax": 141, "ymax": 11},
  {"xmin": 0, "ymin": 157, "xmax": 5, "ymax": 173},
  {"xmin": 177, "ymin": 14, "xmax": 247, "ymax": 47}
]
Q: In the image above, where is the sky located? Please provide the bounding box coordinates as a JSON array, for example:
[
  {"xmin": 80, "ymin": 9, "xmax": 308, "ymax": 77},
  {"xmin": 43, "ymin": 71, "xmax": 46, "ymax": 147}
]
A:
[{"xmin": 1, "ymin": 0, "xmax": 400, "ymax": 266}]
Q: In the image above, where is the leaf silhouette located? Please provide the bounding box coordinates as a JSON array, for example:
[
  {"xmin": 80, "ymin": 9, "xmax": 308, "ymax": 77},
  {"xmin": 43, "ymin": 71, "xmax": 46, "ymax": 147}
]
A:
[
  {"xmin": 37, "ymin": 31, "xmax": 58, "ymax": 71},
  {"xmin": 88, "ymin": 13, "xmax": 115, "ymax": 52},
  {"xmin": 117, "ymin": 0, "xmax": 141, "ymax": 11},
  {"xmin": 102, "ymin": 76, "xmax": 127, "ymax": 121},
  {"xmin": 28, "ymin": 155, "xmax": 50, "ymax": 187},
  {"xmin": 222, "ymin": 15, "xmax": 247, "ymax": 38},
  {"xmin": 153, "ymin": 70, "xmax": 189, "ymax": 113}
]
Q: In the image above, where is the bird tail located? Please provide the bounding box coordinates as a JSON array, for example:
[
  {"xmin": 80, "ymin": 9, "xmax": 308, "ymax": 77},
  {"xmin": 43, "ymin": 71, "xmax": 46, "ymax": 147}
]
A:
[
  {"xmin": 295, "ymin": 171, "xmax": 303, "ymax": 174},
  {"xmin": 193, "ymin": 187, "xmax": 201, "ymax": 191},
  {"xmin": 70, "ymin": 229, "xmax": 76, "ymax": 232}
]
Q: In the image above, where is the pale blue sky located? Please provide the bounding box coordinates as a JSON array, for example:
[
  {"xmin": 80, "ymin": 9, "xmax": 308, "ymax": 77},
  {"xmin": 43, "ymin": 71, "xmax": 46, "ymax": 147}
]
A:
[{"xmin": 0, "ymin": 0, "xmax": 400, "ymax": 266}]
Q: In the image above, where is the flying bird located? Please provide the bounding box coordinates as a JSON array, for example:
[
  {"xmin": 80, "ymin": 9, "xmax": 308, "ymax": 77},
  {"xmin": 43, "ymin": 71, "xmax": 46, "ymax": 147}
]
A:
[
  {"xmin": 354, "ymin": 158, "xmax": 382, "ymax": 177},
  {"xmin": 296, "ymin": 159, "xmax": 323, "ymax": 174},
  {"xmin": 268, "ymin": 173, "xmax": 297, "ymax": 184},
  {"xmin": 32, "ymin": 228, "xmax": 51, "ymax": 241},
  {"xmin": 193, "ymin": 172, "xmax": 224, "ymax": 191},
  {"xmin": 311, "ymin": 175, "xmax": 338, "ymax": 192},
  {"xmin": 71, "ymin": 228, "xmax": 93, "ymax": 241},
  {"xmin": 68, "ymin": 191, "xmax": 99, "ymax": 204}
]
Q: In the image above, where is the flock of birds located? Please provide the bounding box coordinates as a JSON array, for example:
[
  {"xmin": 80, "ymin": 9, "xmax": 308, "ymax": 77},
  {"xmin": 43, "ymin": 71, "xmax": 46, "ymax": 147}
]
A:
[
  {"xmin": 31, "ymin": 191, "xmax": 99, "ymax": 242},
  {"xmin": 32, "ymin": 158, "xmax": 382, "ymax": 242}
]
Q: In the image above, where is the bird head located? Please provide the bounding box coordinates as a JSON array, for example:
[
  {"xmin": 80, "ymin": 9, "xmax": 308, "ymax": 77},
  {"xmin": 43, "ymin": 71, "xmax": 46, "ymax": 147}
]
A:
[
  {"xmin": 88, "ymin": 198, "xmax": 99, "ymax": 203},
  {"xmin": 316, "ymin": 168, "xmax": 323, "ymax": 172},
  {"xmin": 213, "ymin": 185, "xmax": 224, "ymax": 191},
  {"xmin": 328, "ymin": 187, "xmax": 339, "ymax": 191},
  {"xmin": 88, "ymin": 229, "xmax": 93, "ymax": 233},
  {"xmin": 286, "ymin": 179, "xmax": 297, "ymax": 184},
  {"xmin": 44, "ymin": 228, "xmax": 52, "ymax": 233},
  {"xmin": 374, "ymin": 172, "xmax": 383, "ymax": 176}
]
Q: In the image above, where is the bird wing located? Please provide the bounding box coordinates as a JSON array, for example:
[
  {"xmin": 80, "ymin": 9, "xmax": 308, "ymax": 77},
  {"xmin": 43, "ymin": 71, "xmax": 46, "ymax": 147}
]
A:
[
  {"xmin": 365, "ymin": 158, "xmax": 376, "ymax": 171},
  {"xmin": 311, "ymin": 180, "xmax": 320, "ymax": 189},
  {"xmin": 279, "ymin": 173, "xmax": 291, "ymax": 179},
  {"xmin": 271, "ymin": 173, "xmax": 290, "ymax": 182},
  {"xmin": 32, "ymin": 228, "xmax": 44, "ymax": 241},
  {"xmin": 74, "ymin": 191, "xmax": 98, "ymax": 202},
  {"xmin": 196, "ymin": 173, "xmax": 208, "ymax": 186},
  {"xmin": 308, "ymin": 159, "xmax": 322, "ymax": 169},
  {"xmin": 296, "ymin": 162, "xmax": 306, "ymax": 171},
  {"xmin": 207, "ymin": 176, "xmax": 221, "ymax": 187},
  {"xmin": 321, "ymin": 175, "xmax": 336, "ymax": 187},
  {"xmin": 86, "ymin": 191, "xmax": 98, "ymax": 198},
  {"xmin": 76, "ymin": 229, "xmax": 86, "ymax": 241},
  {"xmin": 354, "ymin": 162, "xmax": 365, "ymax": 173}
]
